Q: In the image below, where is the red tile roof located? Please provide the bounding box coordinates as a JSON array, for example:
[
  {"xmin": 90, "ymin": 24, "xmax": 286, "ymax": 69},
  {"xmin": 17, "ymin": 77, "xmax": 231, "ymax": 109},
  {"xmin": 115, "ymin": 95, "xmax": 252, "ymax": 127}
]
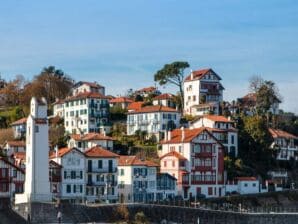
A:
[
  {"xmin": 71, "ymin": 132, "xmax": 114, "ymax": 141},
  {"xmin": 127, "ymin": 101, "xmax": 144, "ymax": 111},
  {"xmin": 85, "ymin": 146, "xmax": 119, "ymax": 158},
  {"xmin": 236, "ymin": 177, "xmax": 257, "ymax": 181},
  {"xmin": 49, "ymin": 147, "xmax": 84, "ymax": 159},
  {"xmin": 11, "ymin": 117, "xmax": 27, "ymax": 126},
  {"xmin": 65, "ymin": 91, "xmax": 107, "ymax": 101},
  {"xmin": 136, "ymin": 86, "xmax": 156, "ymax": 93},
  {"xmin": 184, "ymin": 68, "xmax": 222, "ymax": 82},
  {"xmin": 269, "ymin": 128, "xmax": 297, "ymax": 139},
  {"xmin": 202, "ymin": 115, "xmax": 233, "ymax": 123},
  {"xmin": 153, "ymin": 93, "xmax": 174, "ymax": 100},
  {"xmin": 128, "ymin": 105, "xmax": 178, "ymax": 114},
  {"xmin": 109, "ymin": 97, "xmax": 133, "ymax": 104},
  {"xmin": 161, "ymin": 127, "xmax": 206, "ymax": 144},
  {"xmin": 160, "ymin": 151, "xmax": 187, "ymax": 161},
  {"xmin": 118, "ymin": 156, "xmax": 159, "ymax": 167},
  {"xmin": 6, "ymin": 141, "xmax": 25, "ymax": 147}
]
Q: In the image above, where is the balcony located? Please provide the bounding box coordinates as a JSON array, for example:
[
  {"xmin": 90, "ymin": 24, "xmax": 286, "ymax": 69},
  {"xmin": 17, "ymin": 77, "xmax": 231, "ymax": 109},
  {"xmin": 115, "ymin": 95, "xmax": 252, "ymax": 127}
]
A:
[
  {"xmin": 193, "ymin": 152, "xmax": 213, "ymax": 157},
  {"xmin": 87, "ymin": 167, "xmax": 118, "ymax": 173},
  {"xmin": 192, "ymin": 166, "xmax": 213, "ymax": 172},
  {"xmin": 0, "ymin": 177, "xmax": 9, "ymax": 182},
  {"xmin": 50, "ymin": 175, "xmax": 61, "ymax": 182}
]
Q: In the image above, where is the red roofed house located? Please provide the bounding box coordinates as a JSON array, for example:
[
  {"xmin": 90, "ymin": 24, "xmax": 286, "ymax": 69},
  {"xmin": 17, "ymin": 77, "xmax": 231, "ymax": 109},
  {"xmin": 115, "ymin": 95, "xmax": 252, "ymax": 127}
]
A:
[
  {"xmin": 269, "ymin": 128, "xmax": 298, "ymax": 161},
  {"xmin": 63, "ymin": 81, "xmax": 111, "ymax": 135},
  {"xmin": 160, "ymin": 127, "xmax": 225, "ymax": 199},
  {"xmin": 183, "ymin": 68, "xmax": 224, "ymax": 116},
  {"xmin": 190, "ymin": 115, "xmax": 238, "ymax": 157},
  {"xmin": 50, "ymin": 147, "xmax": 86, "ymax": 203},
  {"xmin": 118, "ymin": 156, "xmax": 159, "ymax": 203},
  {"xmin": 68, "ymin": 132, "xmax": 114, "ymax": 151},
  {"xmin": 11, "ymin": 117, "xmax": 27, "ymax": 139},
  {"xmin": 3, "ymin": 140, "xmax": 26, "ymax": 156},
  {"xmin": 135, "ymin": 86, "xmax": 161, "ymax": 98},
  {"xmin": 127, "ymin": 101, "xmax": 144, "ymax": 112},
  {"xmin": 0, "ymin": 157, "xmax": 25, "ymax": 199},
  {"xmin": 127, "ymin": 105, "xmax": 181, "ymax": 141},
  {"xmin": 153, "ymin": 93, "xmax": 176, "ymax": 109},
  {"xmin": 109, "ymin": 97, "xmax": 133, "ymax": 109},
  {"xmin": 85, "ymin": 146, "xmax": 119, "ymax": 203}
]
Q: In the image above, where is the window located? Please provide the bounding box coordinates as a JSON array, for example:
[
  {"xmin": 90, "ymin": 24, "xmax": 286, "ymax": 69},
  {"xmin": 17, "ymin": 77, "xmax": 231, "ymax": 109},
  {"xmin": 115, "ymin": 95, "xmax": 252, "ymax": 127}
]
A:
[
  {"xmin": 164, "ymin": 161, "xmax": 167, "ymax": 167},
  {"xmin": 172, "ymin": 160, "xmax": 175, "ymax": 167},
  {"xmin": 98, "ymin": 160, "xmax": 102, "ymax": 169},
  {"xmin": 193, "ymin": 95, "xmax": 196, "ymax": 101},
  {"xmin": 66, "ymin": 185, "xmax": 71, "ymax": 193},
  {"xmin": 208, "ymin": 187, "xmax": 213, "ymax": 195},
  {"xmin": 231, "ymin": 135, "xmax": 235, "ymax": 144},
  {"xmin": 120, "ymin": 169, "xmax": 124, "ymax": 176},
  {"xmin": 252, "ymin": 183, "xmax": 256, "ymax": 187},
  {"xmin": 244, "ymin": 183, "xmax": 248, "ymax": 187},
  {"xmin": 13, "ymin": 169, "xmax": 17, "ymax": 177}
]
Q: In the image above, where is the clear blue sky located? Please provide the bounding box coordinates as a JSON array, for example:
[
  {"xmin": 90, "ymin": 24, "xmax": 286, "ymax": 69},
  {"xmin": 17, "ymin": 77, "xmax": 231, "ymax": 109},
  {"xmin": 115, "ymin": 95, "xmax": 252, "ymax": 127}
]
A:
[{"xmin": 0, "ymin": 0, "xmax": 297, "ymax": 113}]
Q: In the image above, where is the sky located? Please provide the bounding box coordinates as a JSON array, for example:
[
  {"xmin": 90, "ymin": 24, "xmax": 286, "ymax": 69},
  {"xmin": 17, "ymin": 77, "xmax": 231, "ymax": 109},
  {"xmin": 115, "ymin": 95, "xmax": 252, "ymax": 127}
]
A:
[{"xmin": 0, "ymin": 0, "xmax": 297, "ymax": 113}]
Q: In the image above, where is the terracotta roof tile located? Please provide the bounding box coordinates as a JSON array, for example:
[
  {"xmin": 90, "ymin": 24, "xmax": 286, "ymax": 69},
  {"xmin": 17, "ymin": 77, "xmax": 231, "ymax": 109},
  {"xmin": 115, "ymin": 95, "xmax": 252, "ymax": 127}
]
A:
[
  {"xmin": 136, "ymin": 86, "xmax": 156, "ymax": 93},
  {"xmin": 49, "ymin": 147, "xmax": 83, "ymax": 159},
  {"xmin": 128, "ymin": 105, "xmax": 178, "ymax": 114},
  {"xmin": 153, "ymin": 93, "xmax": 174, "ymax": 100},
  {"xmin": 11, "ymin": 117, "xmax": 27, "ymax": 126},
  {"xmin": 85, "ymin": 146, "xmax": 119, "ymax": 158},
  {"xmin": 118, "ymin": 156, "xmax": 159, "ymax": 167},
  {"xmin": 202, "ymin": 115, "xmax": 233, "ymax": 123},
  {"xmin": 269, "ymin": 128, "xmax": 297, "ymax": 139},
  {"xmin": 65, "ymin": 91, "xmax": 107, "ymax": 101},
  {"xmin": 6, "ymin": 141, "xmax": 25, "ymax": 147},
  {"xmin": 236, "ymin": 177, "xmax": 257, "ymax": 181},
  {"xmin": 127, "ymin": 101, "xmax": 144, "ymax": 111},
  {"xmin": 71, "ymin": 132, "xmax": 114, "ymax": 141},
  {"xmin": 160, "ymin": 151, "xmax": 187, "ymax": 160},
  {"xmin": 110, "ymin": 97, "xmax": 133, "ymax": 104}
]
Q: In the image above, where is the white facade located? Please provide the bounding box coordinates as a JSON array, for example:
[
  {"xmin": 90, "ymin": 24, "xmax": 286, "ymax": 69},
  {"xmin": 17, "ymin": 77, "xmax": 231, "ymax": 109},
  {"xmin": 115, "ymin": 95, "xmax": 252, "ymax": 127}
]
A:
[
  {"xmin": 53, "ymin": 100, "xmax": 64, "ymax": 118},
  {"xmin": 225, "ymin": 178, "xmax": 260, "ymax": 195},
  {"xmin": 160, "ymin": 127, "xmax": 225, "ymax": 199},
  {"xmin": 3, "ymin": 141, "xmax": 26, "ymax": 157},
  {"xmin": 85, "ymin": 147, "xmax": 119, "ymax": 203},
  {"xmin": 72, "ymin": 81, "xmax": 105, "ymax": 96},
  {"xmin": 190, "ymin": 115, "xmax": 238, "ymax": 157},
  {"xmin": 127, "ymin": 106, "xmax": 181, "ymax": 140},
  {"xmin": 118, "ymin": 156, "xmax": 158, "ymax": 203},
  {"xmin": 11, "ymin": 118, "xmax": 27, "ymax": 139},
  {"xmin": 68, "ymin": 133, "xmax": 114, "ymax": 152},
  {"xmin": 183, "ymin": 69, "xmax": 224, "ymax": 116},
  {"xmin": 15, "ymin": 97, "xmax": 51, "ymax": 203}
]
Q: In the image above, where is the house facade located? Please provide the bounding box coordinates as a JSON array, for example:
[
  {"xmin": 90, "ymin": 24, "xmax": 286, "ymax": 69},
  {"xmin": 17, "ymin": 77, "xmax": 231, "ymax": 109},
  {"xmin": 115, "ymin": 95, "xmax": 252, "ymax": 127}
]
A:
[
  {"xmin": 85, "ymin": 146, "xmax": 119, "ymax": 203},
  {"xmin": 183, "ymin": 69, "xmax": 224, "ymax": 116},
  {"xmin": 3, "ymin": 140, "xmax": 26, "ymax": 157},
  {"xmin": 68, "ymin": 133, "xmax": 114, "ymax": 151},
  {"xmin": 152, "ymin": 93, "xmax": 176, "ymax": 109},
  {"xmin": 127, "ymin": 105, "xmax": 181, "ymax": 140},
  {"xmin": 109, "ymin": 97, "xmax": 133, "ymax": 109},
  {"xmin": 11, "ymin": 118, "xmax": 27, "ymax": 139},
  {"xmin": 118, "ymin": 156, "xmax": 158, "ymax": 203},
  {"xmin": 190, "ymin": 115, "xmax": 238, "ymax": 157},
  {"xmin": 160, "ymin": 127, "xmax": 225, "ymax": 199},
  {"xmin": 269, "ymin": 128, "xmax": 298, "ymax": 160}
]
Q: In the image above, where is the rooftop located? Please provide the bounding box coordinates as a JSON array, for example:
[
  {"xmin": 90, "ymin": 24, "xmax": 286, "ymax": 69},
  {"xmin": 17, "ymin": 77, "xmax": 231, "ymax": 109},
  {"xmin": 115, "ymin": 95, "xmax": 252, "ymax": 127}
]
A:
[
  {"xmin": 269, "ymin": 128, "xmax": 297, "ymax": 139},
  {"xmin": 128, "ymin": 105, "xmax": 178, "ymax": 114},
  {"xmin": 118, "ymin": 155, "xmax": 159, "ymax": 167},
  {"xmin": 85, "ymin": 146, "xmax": 119, "ymax": 158},
  {"xmin": 71, "ymin": 132, "xmax": 114, "ymax": 141}
]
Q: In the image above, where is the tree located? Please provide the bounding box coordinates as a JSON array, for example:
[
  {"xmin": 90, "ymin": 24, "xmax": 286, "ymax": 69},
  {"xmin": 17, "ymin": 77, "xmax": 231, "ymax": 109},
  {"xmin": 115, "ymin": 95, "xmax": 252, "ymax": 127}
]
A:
[
  {"xmin": 256, "ymin": 81, "xmax": 282, "ymax": 115},
  {"xmin": 249, "ymin": 75, "xmax": 264, "ymax": 93},
  {"xmin": 0, "ymin": 128, "xmax": 14, "ymax": 145},
  {"xmin": 0, "ymin": 75, "xmax": 25, "ymax": 106},
  {"xmin": 134, "ymin": 211, "xmax": 148, "ymax": 224},
  {"xmin": 154, "ymin": 61, "xmax": 189, "ymax": 112}
]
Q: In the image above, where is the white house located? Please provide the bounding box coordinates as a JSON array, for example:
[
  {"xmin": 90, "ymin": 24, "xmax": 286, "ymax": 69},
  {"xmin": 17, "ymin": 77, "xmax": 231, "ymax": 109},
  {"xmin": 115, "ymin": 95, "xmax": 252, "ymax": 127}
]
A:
[
  {"xmin": 190, "ymin": 115, "xmax": 238, "ymax": 157},
  {"xmin": 64, "ymin": 91, "xmax": 110, "ymax": 134},
  {"xmin": 109, "ymin": 97, "xmax": 133, "ymax": 109},
  {"xmin": 10, "ymin": 118, "xmax": 27, "ymax": 139},
  {"xmin": 118, "ymin": 156, "xmax": 158, "ymax": 203},
  {"xmin": 160, "ymin": 127, "xmax": 225, "ymax": 199},
  {"xmin": 127, "ymin": 105, "xmax": 181, "ymax": 140},
  {"xmin": 72, "ymin": 81, "xmax": 105, "ymax": 96},
  {"xmin": 2, "ymin": 140, "xmax": 26, "ymax": 157},
  {"xmin": 269, "ymin": 128, "xmax": 298, "ymax": 160},
  {"xmin": 50, "ymin": 147, "xmax": 86, "ymax": 203},
  {"xmin": 152, "ymin": 93, "xmax": 176, "ymax": 109},
  {"xmin": 85, "ymin": 146, "xmax": 119, "ymax": 203},
  {"xmin": 183, "ymin": 68, "xmax": 224, "ymax": 116},
  {"xmin": 135, "ymin": 86, "xmax": 161, "ymax": 98},
  {"xmin": 68, "ymin": 133, "xmax": 114, "ymax": 151},
  {"xmin": 0, "ymin": 157, "xmax": 25, "ymax": 199},
  {"xmin": 52, "ymin": 99, "xmax": 65, "ymax": 118},
  {"xmin": 225, "ymin": 177, "xmax": 260, "ymax": 195}
]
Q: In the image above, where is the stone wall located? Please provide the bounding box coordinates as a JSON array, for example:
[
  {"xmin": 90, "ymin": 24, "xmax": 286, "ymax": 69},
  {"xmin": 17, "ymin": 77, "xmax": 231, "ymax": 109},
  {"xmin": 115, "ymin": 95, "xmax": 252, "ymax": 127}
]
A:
[{"xmin": 11, "ymin": 202, "xmax": 298, "ymax": 224}]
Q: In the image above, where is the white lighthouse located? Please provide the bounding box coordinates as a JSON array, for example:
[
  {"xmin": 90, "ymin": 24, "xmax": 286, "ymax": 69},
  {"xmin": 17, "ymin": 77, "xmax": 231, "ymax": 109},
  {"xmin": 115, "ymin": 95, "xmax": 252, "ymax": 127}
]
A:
[{"xmin": 15, "ymin": 97, "xmax": 51, "ymax": 203}]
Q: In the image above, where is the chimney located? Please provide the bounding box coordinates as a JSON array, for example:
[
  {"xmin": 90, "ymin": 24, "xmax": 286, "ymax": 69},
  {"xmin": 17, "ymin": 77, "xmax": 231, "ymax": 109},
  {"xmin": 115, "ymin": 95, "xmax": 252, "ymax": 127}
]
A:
[
  {"xmin": 181, "ymin": 127, "xmax": 185, "ymax": 142},
  {"xmin": 190, "ymin": 69, "xmax": 193, "ymax": 80},
  {"xmin": 168, "ymin": 131, "xmax": 171, "ymax": 141}
]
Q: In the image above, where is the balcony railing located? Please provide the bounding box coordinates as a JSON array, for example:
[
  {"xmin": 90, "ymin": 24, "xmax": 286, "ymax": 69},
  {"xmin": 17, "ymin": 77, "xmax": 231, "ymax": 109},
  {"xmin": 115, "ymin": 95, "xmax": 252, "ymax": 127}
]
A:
[{"xmin": 87, "ymin": 167, "xmax": 117, "ymax": 173}]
